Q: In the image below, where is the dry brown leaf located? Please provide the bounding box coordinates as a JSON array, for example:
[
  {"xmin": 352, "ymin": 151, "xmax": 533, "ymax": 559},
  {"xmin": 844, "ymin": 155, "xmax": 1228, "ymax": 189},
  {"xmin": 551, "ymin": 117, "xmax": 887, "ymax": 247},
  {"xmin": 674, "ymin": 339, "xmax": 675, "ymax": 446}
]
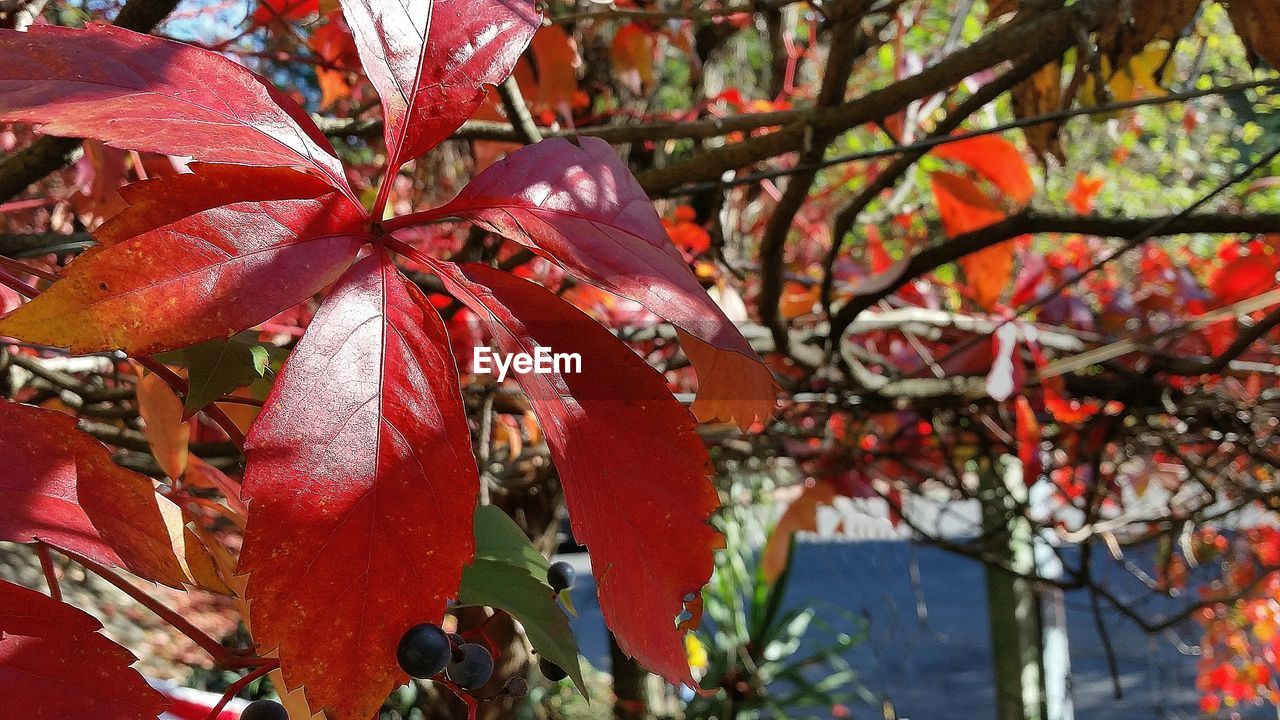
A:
[
  {"xmin": 1227, "ymin": 0, "xmax": 1280, "ymax": 69},
  {"xmin": 1012, "ymin": 61, "xmax": 1066, "ymax": 163}
]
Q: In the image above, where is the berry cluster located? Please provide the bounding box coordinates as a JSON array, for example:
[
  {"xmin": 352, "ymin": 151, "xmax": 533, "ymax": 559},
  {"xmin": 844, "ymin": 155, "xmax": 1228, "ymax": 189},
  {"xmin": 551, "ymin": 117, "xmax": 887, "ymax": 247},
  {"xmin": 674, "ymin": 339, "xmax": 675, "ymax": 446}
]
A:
[
  {"xmin": 234, "ymin": 559, "xmax": 581, "ymax": 717},
  {"xmin": 397, "ymin": 623, "xmax": 497, "ymax": 689},
  {"xmin": 392, "ymin": 559, "xmax": 579, "ymax": 699}
]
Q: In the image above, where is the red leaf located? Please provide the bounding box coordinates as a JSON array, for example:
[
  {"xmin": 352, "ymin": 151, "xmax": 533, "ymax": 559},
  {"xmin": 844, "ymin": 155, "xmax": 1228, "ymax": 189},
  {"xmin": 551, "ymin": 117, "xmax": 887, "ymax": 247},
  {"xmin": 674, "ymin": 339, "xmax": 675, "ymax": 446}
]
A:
[
  {"xmin": 0, "ymin": 400, "xmax": 226, "ymax": 591},
  {"xmin": 932, "ymin": 134, "xmax": 1035, "ymax": 205},
  {"xmin": 1014, "ymin": 396, "xmax": 1043, "ymax": 483},
  {"xmin": 438, "ymin": 262, "xmax": 719, "ymax": 690},
  {"xmin": 0, "ymin": 24, "xmax": 349, "ymax": 192},
  {"xmin": 0, "ymin": 579, "xmax": 169, "ymax": 720},
  {"xmin": 252, "ymin": 0, "xmax": 320, "ymax": 25},
  {"xmin": 239, "ymin": 252, "xmax": 478, "ymax": 720},
  {"xmin": 424, "ymin": 136, "xmax": 777, "ymax": 428},
  {"xmin": 95, "ymin": 164, "xmax": 339, "ymax": 247},
  {"xmin": 1066, "ymin": 172, "xmax": 1104, "ymax": 214},
  {"xmin": 1210, "ymin": 253, "xmax": 1277, "ymax": 306},
  {"xmin": 337, "ymin": 0, "xmax": 540, "ymax": 173},
  {"xmin": 0, "ymin": 192, "xmax": 367, "ymax": 356}
]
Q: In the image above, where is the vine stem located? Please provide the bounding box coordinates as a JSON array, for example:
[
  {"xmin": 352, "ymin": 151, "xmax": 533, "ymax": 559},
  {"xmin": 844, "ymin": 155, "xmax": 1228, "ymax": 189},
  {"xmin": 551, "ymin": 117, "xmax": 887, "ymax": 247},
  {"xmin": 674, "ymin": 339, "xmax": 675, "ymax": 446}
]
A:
[
  {"xmin": 35, "ymin": 543, "xmax": 61, "ymax": 601},
  {"xmin": 381, "ymin": 208, "xmax": 452, "ymax": 234},
  {"xmin": 0, "ymin": 268, "xmax": 38, "ymax": 298},
  {"xmin": 0, "ymin": 254, "xmax": 57, "ymax": 283},
  {"xmin": 135, "ymin": 356, "xmax": 247, "ymax": 449},
  {"xmin": 69, "ymin": 551, "xmax": 261, "ymax": 669},
  {"xmin": 202, "ymin": 659, "xmax": 280, "ymax": 720}
]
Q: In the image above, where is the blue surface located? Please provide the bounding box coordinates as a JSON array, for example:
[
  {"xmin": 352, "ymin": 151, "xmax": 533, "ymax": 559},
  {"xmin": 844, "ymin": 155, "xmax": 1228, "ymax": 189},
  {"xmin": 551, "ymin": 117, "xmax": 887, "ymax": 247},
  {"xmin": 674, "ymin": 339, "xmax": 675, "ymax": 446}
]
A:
[{"xmin": 564, "ymin": 541, "xmax": 1261, "ymax": 719}]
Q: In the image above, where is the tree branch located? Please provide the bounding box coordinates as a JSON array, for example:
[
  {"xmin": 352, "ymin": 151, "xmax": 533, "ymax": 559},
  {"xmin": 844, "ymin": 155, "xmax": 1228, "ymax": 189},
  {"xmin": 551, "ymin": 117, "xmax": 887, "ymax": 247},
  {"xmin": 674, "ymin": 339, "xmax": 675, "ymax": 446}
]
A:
[
  {"xmin": 632, "ymin": 0, "xmax": 1117, "ymax": 193},
  {"xmin": 757, "ymin": 0, "xmax": 873, "ymax": 355},
  {"xmin": 828, "ymin": 211, "xmax": 1280, "ymax": 340},
  {"xmin": 819, "ymin": 39, "xmax": 1071, "ymax": 315}
]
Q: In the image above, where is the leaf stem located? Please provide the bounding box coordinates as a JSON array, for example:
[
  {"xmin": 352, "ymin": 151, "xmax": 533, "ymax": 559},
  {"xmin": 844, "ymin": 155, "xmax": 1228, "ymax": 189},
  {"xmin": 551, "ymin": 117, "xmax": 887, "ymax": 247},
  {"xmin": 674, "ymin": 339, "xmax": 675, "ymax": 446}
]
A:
[
  {"xmin": 202, "ymin": 659, "xmax": 280, "ymax": 720},
  {"xmin": 69, "ymin": 551, "xmax": 261, "ymax": 668},
  {"xmin": 0, "ymin": 254, "xmax": 58, "ymax": 283},
  {"xmin": 0, "ymin": 268, "xmax": 38, "ymax": 298},
  {"xmin": 35, "ymin": 543, "xmax": 61, "ymax": 601},
  {"xmin": 381, "ymin": 209, "xmax": 453, "ymax": 234},
  {"xmin": 382, "ymin": 235, "xmax": 446, "ymax": 272}
]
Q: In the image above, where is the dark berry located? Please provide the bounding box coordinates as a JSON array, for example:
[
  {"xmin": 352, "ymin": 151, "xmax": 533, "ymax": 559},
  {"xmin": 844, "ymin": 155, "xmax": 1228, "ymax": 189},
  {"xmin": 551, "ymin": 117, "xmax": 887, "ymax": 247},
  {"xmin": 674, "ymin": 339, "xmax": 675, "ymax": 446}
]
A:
[
  {"xmin": 397, "ymin": 623, "xmax": 451, "ymax": 678},
  {"xmin": 547, "ymin": 561, "xmax": 576, "ymax": 593},
  {"xmin": 539, "ymin": 657, "xmax": 568, "ymax": 682},
  {"xmin": 503, "ymin": 676, "xmax": 529, "ymax": 698},
  {"xmin": 240, "ymin": 699, "xmax": 289, "ymax": 720},
  {"xmin": 446, "ymin": 643, "xmax": 495, "ymax": 689}
]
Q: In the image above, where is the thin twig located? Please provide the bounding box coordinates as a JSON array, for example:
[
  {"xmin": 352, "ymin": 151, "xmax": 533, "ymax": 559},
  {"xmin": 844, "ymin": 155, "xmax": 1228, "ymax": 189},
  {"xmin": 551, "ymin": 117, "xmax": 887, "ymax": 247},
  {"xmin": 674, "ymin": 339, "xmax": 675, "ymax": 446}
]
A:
[{"xmin": 70, "ymin": 551, "xmax": 260, "ymax": 668}]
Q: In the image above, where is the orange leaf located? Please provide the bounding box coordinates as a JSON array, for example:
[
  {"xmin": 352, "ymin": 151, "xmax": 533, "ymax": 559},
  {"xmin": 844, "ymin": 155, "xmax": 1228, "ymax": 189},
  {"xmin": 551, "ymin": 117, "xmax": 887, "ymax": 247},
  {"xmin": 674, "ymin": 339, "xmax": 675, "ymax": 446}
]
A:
[
  {"xmin": 931, "ymin": 172, "xmax": 1013, "ymax": 309},
  {"xmin": 932, "ymin": 134, "xmax": 1035, "ymax": 205},
  {"xmin": 0, "ymin": 400, "xmax": 226, "ymax": 592},
  {"xmin": 529, "ymin": 24, "xmax": 580, "ymax": 119},
  {"xmin": 1066, "ymin": 172, "xmax": 1104, "ymax": 214},
  {"xmin": 761, "ymin": 481, "xmax": 839, "ymax": 582},
  {"xmin": 136, "ymin": 370, "xmax": 191, "ymax": 480},
  {"xmin": 930, "ymin": 171, "xmax": 1006, "ymax": 237},
  {"xmin": 611, "ymin": 23, "xmax": 656, "ymax": 94}
]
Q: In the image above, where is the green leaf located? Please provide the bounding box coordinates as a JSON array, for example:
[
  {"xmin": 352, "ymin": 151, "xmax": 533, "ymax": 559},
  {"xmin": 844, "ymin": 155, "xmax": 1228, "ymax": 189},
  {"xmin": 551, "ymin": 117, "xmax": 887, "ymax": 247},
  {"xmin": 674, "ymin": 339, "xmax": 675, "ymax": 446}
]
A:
[
  {"xmin": 472, "ymin": 504, "xmax": 550, "ymax": 574},
  {"xmin": 459, "ymin": 559, "xmax": 586, "ymax": 694},
  {"xmin": 250, "ymin": 345, "xmax": 271, "ymax": 376},
  {"xmin": 460, "ymin": 506, "xmax": 585, "ymax": 694},
  {"xmin": 154, "ymin": 333, "xmax": 283, "ymax": 415}
]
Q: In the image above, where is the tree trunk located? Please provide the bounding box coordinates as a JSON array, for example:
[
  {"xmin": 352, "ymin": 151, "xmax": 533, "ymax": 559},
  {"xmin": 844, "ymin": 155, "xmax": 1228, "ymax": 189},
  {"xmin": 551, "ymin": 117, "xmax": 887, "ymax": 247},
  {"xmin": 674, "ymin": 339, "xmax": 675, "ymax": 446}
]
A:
[
  {"xmin": 980, "ymin": 457, "xmax": 1046, "ymax": 720},
  {"xmin": 610, "ymin": 631, "xmax": 655, "ymax": 720}
]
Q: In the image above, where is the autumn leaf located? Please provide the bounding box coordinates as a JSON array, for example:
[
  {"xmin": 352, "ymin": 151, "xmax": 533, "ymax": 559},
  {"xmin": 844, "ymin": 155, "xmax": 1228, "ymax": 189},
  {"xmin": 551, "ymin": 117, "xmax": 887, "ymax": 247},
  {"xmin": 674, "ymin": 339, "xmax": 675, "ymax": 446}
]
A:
[
  {"xmin": 0, "ymin": 24, "xmax": 350, "ymax": 192},
  {"xmin": 0, "ymin": 579, "xmax": 170, "ymax": 720},
  {"xmin": 1015, "ymin": 396, "xmax": 1043, "ymax": 483},
  {"xmin": 239, "ymin": 252, "xmax": 479, "ymax": 720},
  {"xmin": 932, "ymin": 134, "xmax": 1035, "ymax": 205},
  {"xmin": 136, "ymin": 369, "xmax": 191, "ymax": 480},
  {"xmin": 336, "ymin": 0, "xmax": 540, "ymax": 177},
  {"xmin": 931, "ymin": 171, "xmax": 1014, "ymax": 310},
  {"xmin": 0, "ymin": 400, "xmax": 226, "ymax": 591},
  {"xmin": 0, "ymin": 192, "xmax": 367, "ymax": 356},
  {"xmin": 1066, "ymin": 172, "xmax": 1104, "ymax": 214},
  {"xmin": 94, "ymin": 164, "xmax": 339, "ymax": 247},
  {"xmin": 309, "ymin": 16, "xmax": 360, "ymax": 109},
  {"xmin": 438, "ymin": 261, "xmax": 720, "ymax": 690},
  {"xmin": 1210, "ymin": 253, "xmax": 1278, "ymax": 306},
  {"xmin": 760, "ymin": 480, "xmax": 838, "ymax": 582},
  {"xmin": 1012, "ymin": 61, "xmax": 1065, "ymax": 163},
  {"xmin": 611, "ymin": 23, "xmax": 656, "ymax": 94},
  {"xmin": 527, "ymin": 24, "xmax": 583, "ymax": 121},
  {"xmin": 252, "ymin": 0, "xmax": 320, "ymax": 25},
  {"xmin": 1227, "ymin": 0, "xmax": 1280, "ymax": 69},
  {"xmin": 418, "ymin": 136, "xmax": 778, "ymax": 428},
  {"xmin": 1097, "ymin": 0, "xmax": 1200, "ymax": 67}
]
